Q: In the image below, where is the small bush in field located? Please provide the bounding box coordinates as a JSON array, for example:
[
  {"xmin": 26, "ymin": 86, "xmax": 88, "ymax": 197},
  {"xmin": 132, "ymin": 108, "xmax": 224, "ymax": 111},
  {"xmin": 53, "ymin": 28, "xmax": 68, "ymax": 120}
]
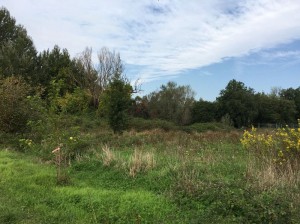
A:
[
  {"xmin": 0, "ymin": 76, "xmax": 43, "ymax": 133},
  {"xmin": 275, "ymin": 120, "xmax": 300, "ymax": 167},
  {"xmin": 241, "ymin": 120, "xmax": 300, "ymax": 170},
  {"xmin": 240, "ymin": 126, "xmax": 275, "ymax": 156}
]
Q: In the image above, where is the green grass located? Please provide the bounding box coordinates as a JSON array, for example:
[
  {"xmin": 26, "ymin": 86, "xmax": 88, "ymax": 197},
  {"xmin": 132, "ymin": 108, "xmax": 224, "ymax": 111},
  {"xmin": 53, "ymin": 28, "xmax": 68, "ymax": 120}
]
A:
[
  {"xmin": 0, "ymin": 150, "xmax": 179, "ymax": 223},
  {"xmin": 1, "ymin": 115, "xmax": 300, "ymax": 223}
]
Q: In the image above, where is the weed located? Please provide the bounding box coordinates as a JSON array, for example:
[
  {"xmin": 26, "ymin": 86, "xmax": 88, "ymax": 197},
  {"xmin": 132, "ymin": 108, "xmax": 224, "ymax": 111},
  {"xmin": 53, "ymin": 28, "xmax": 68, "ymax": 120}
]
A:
[
  {"xmin": 241, "ymin": 121, "xmax": 300, "ymax": 174},
  {"xmin": 246, "ymin": 155, "xmax": 300, "ymax": 190},
  {"xmin": 129, "ymin": 149, "xmax": 155, "ymax": 177},
  {"xmin": 101, "ymin": 145, "xmax": 116, "ymax": 166},
  {"xmin": 1, "ymin": 115, "xmax": 300, "ymax": 223}
]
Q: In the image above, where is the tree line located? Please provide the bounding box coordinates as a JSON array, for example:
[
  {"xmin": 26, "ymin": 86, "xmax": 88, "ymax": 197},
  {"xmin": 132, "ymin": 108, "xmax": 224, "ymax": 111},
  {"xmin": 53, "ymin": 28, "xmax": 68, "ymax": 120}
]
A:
[
  {"xmin": 0, "ymin": 7, "xmax": 299, "ymax": 134},
  {"xmin": 132, "ymin": 80, "xmax": 299, "ymax": 128}
]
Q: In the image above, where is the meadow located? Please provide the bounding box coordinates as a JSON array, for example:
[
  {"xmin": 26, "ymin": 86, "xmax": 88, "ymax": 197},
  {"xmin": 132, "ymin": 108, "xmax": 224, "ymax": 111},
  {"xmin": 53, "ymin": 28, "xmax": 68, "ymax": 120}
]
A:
[{"xmin": 1, "ymin": 115, "xmax": 300, "ymax": 223}]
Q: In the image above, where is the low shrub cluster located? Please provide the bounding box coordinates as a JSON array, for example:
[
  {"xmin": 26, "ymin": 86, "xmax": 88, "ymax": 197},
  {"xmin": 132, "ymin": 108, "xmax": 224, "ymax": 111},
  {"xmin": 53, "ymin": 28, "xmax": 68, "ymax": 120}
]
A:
[
  {"xmin": 241, "ymin": 120, "xmax": 300, "ymax": 170},
  {"xmin": 129, "ymin": 118, "xmax": 178, "ymax": 132}
]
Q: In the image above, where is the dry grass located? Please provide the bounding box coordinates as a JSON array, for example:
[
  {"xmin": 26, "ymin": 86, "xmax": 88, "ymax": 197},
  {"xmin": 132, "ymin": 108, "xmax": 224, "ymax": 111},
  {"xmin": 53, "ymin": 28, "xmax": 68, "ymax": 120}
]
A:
[
  {"xmin": 99, "ymin": 145, "xmax": 156, "ymax": 177},
  {"xmin": 129, "ymin": 149, "xmax": 156, "ymax": 177},
  {"xmin": 246, "ymin": 157, "xmax": 300, "ymax": 190},
  {"xmin": 101, "ymin": 145, "xmax": 116, "ymax": 166},
  {"xmin": 175, "ymin": 166, "xmax": 203, "ymax": 196}
]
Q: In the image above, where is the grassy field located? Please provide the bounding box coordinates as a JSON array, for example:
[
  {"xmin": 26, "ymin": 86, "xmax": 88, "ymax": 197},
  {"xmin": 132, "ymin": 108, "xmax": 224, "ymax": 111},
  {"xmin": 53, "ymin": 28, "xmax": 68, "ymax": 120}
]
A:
[{"xmin": 1, "ymin": 115, "xmax": 300, "ymax": 223}]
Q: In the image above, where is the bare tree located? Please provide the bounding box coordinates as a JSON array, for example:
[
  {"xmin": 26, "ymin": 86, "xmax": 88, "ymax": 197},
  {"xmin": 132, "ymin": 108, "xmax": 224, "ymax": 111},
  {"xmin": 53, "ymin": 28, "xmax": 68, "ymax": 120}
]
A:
[
  {"xmin": 97, "ymin": 47, "xmax": 123, "ymax": 92},
  {"xmin": 77, "ymin": 47, "xmax": 99, "ymax": 107},
  {"xmin": 77, "ymin": 47, "xmax": 139, "ymax": 107}
]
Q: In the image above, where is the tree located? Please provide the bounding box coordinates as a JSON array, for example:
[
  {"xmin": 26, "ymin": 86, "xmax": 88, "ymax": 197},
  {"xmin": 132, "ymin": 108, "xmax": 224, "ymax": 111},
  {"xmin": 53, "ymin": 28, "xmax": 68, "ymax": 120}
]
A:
[
  {"xmin": 130, "ymin": 96, "xmax": 149, "ymax": 119},
  {"xmin": 280, "ymin": 87, "xmax": 300, "ymax": 120},
  {"xmin": 217, "ymin": 79, "xmax": 257, "ymax": 128},
  {"xmin": 145, "ymin": 82, "xmax": 195, "ymax": 125},
  {"xmin": 75, "ymin": 47, "xmax": 99, "ymax": 107},
  {"xmin": 192, "ymin": 99, "xmax": 217, "ymax": 123},
  {"xmin": 254, "ymin": 93, "xmax": 296, "ymax": 124},
  {"xmin": 75, "ymin": 47, "xmax": 124, "ymax": 108},
  {"xmin": 0, "ymin": 7, "xmax": 37, "ymax": 83},
  {"xmin": 36, "ymin": 45, "xmax": 74, "ymax": 93},
  {"xmin": 100, "ymin": 77, "xmax": 132, "ymax": 134},
  {"xmin": 97, "ymin": 47, "xmax": 123, "ymax": 92}
]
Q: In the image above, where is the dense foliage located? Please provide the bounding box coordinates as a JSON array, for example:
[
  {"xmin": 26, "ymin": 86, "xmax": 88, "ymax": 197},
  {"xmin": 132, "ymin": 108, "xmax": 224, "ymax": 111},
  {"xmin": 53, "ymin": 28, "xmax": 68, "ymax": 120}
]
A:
[
  {"xmin": 0, "ymin": 7, "xmax": 37, "ymax": 83},
  {"xmin": 142, "ymin": 82, "xmax": 195, "ymax": 125},
  {"xmin": 241, "ymin": 120, "xmax": 300, "ymax": 170},
  {"xmin": 0, "ymin": 6, "xmax": 299, "ymax": 133},
  {"xmin": 0, "ymin": 76, "xmax": 43, "ymax": 133},
  {"xmin": 100, "ymin": 77, "xmax": 132, "ymax": 134}
]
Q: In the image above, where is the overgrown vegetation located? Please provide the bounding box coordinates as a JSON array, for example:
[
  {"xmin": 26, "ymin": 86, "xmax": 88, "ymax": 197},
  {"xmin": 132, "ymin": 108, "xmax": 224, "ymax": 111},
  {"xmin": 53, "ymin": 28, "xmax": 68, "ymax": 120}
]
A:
[
  {"xmin": 241, "ymin": 120, "xmax": 300, "ymax": 188},
  {"xmin": 1, "ymin": 7, "xmax": 300, "ymax": 223},
  {"xmin": 1, "ymin": 115, "xmax": 300, "ymax": 223}
]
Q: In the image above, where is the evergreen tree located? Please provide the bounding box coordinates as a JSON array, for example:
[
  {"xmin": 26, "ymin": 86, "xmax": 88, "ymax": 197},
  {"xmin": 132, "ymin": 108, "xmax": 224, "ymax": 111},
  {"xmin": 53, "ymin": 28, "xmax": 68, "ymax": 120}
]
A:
[{"xmin": 0, "ymin": 7, "xmax": 37, "ymax": 83}]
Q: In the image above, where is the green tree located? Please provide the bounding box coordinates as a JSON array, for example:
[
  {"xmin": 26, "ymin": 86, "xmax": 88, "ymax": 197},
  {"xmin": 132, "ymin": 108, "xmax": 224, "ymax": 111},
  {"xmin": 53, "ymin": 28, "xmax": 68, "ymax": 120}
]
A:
[
  {"xmin": 217, "ymin": 79, "xmax": 257, "ymax": 128},
  {"xmin": 100, "ymin": 77, "xmax": 132, "ymax": 134},
  {"xmin": 145, "ymin": 82, "xmax": 195, "ymax": 125},
  {"xmin": 280, "ymin": 87, "xmax": 300, "ymax": 120},
  {"xmin": 36, "ymin": 46, "xmax": 75, "ymax": 94},
  {"xmin": 0, "ymin": 7, "xmax": 37, "ymax": 83},
  {"xmin": 254, "ymin": 93, "xmax": 277, "ymax": 124},
  {"xmin": 254, "ymin": 93, "xmax": 296, "ymax": 124},
  {"xmin": 192, "ymin": 99, "xmax": 217, "ymax": 123}
]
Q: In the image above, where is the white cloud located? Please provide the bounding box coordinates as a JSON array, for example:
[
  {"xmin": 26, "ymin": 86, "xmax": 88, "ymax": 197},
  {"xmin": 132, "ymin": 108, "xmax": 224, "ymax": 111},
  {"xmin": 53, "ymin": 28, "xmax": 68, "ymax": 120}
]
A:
[
  {"xmin": 261, "ymin": 50, "xmax": 300, "ymax": 60},
  {"xmin": 2, "ymin": 0, "xmax": 300, "ymax": 82}
]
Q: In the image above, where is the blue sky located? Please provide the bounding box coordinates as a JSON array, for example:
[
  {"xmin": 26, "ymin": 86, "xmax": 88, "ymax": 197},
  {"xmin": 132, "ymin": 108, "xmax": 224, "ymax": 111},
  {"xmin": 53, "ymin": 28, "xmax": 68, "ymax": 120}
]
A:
[{"xmin": 1, "ymin": 0, "xmax": 300, "ymax": 101}]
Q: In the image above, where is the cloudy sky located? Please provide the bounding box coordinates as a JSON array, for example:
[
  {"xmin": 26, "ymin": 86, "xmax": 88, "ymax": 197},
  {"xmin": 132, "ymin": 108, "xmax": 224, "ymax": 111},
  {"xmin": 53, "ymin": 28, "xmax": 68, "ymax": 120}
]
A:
[{"xmin": 1, "ymin": 0, "xmax": 300, "ymax": 100}]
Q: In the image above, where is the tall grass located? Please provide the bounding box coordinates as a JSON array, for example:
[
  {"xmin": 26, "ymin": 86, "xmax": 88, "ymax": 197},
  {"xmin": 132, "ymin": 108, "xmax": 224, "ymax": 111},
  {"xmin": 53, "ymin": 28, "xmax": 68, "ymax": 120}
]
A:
[{"xmin": 1, "ymin": 115, "xmax": 300, "ymax": 223}]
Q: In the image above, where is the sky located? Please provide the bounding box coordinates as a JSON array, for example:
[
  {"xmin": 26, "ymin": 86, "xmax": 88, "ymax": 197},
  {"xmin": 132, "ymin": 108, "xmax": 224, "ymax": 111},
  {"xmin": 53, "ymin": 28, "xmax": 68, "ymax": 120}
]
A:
[{"xmin": 1, "ymin": 0, "xmax": 300, "ymax": 101}]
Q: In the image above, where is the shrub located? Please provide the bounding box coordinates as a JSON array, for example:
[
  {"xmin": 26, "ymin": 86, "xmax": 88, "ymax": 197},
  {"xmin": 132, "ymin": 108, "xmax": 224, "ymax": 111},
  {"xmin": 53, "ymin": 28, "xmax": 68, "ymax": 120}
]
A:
[
  {"xmin": 276, "ymin": 121, "xmax": 300, "ymax": 168},
  {"xmin": 0, "ymin": 76, "xmax": 43, "ymax": 133},
  {"xmin": 240, "ymin": 126, "xmax": 275, "ymax": 158},
  {"xmin": 99, "ymin": 78, "xmax": 132, "ymax": 134},
  {"xmin": 129, "ymin": 118, "xmax": 178, "ymax": 132},
  {"xmin": 58, "ymin": 88, "xmax": 91, "ymax": 114},
  {"xmin": 241, "ymin": 120, "xmax": 300, "ymax": 170},
  {"xmin": 182, "ymin": 122, "xmax": 232, "ymax": 133}
]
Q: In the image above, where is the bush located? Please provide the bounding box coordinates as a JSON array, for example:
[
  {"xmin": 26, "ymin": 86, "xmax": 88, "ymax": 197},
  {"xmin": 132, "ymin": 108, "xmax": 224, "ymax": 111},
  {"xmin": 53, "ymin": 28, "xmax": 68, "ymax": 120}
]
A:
[
  {"xmin": 181, "ymin": 122, "xmax": 232, "ymax": 133},
  {"xmin": 99, "ymin": 78, "xmax": 132, "ymax": 134},
  {"xmin": 129, "ymin": 118, "xmax": 178, "ymax": 132},
  {"xmin": 241, "ymin": 120, "xmax": 300, "ymax": 170},
  {"xmin": 0, "ymin": 76, "xmax": 43, "ymax": 133},
  {"xmin": 58, "ymin": 88, "xmax": 91, "ymax": 114}
]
